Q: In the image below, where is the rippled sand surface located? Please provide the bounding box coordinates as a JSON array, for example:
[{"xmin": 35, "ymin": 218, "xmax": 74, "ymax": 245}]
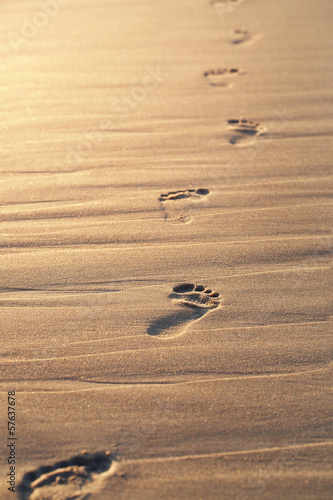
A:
[{"xmin": 1, "ymin": 0, "xmax": 332, "ymax": 498}]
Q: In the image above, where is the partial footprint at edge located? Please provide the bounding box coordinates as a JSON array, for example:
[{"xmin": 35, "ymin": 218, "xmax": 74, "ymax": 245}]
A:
[
  {"xmin": 204, "ymin": 68, "xmax": 241, "ymax": 88},
  {"xmin": 211, "ymin": 1, "xmax": 245, "ymax": 22},
  {"xmin": 211, "ymin": 0, "xmax": 245, "ymax": 6},
  {"xmin": 232, "ymin": 29, "xmax": 263, "ymax": 46},
  {"xmin": 159, "ymin": 188, "xmax": 210, "ymax": 224},
  {"xmin": 147, "ymin": 283, "xmax": 222, "ymax": 338},
  {"xmin": 228, "ymin": 118, "xmax": 267, "ymax": 146},
  {"xmin": 18, "ymin": 451, "xmax": 117, "ymax": 500}
]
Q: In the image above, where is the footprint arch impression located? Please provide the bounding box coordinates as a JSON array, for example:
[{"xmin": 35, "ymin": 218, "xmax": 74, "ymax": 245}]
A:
[
  {"xmin": 159, "ymin": 188, "xmax": 210, "ymax": 224},
  {"xmin": 147, "ymin": 283, "xmax": 222, "ymax": 338},
  {"xmin": 17, "ymin": 451, "xmax": 117, "ymax": 500}
]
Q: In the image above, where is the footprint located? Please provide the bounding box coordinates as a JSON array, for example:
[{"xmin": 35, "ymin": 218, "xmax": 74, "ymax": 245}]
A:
[
  {"xmin": 204, "ymin": 68, "xmax": 241, "ymax": 88},
  {"xmin": 159, "ymin": 188, "xmax": 210, "ymax": 224},
  {"xmin": 228, "ymin": 118, "xmax": 267, "ymax": 146},
  {"xmin": 211, "ymin": 0, "xmax": 245, "ymax": 20},
  {"xmin": 147, "ymin": 283, "xmax": 222, "ymax": 338},
  {"xmin": 232, "ymin": 29, "xmax": 263, "ymax": 46},
  {"xmin": 18, "ymin": 451, "xmax": 117, "ymax": 500},
  {"xmin": 211, "ymin": 0, "xmax": 244, "ymax": 5}
]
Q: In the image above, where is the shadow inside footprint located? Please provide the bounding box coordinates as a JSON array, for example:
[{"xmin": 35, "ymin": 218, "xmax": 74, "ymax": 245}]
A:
[
  {"xmin": 147, "ymin": 309, "xmax": 204, "ymax": 337},
  {"xmin": 203, "ymin": 68, "xmax": 240, "ymax": 88},
  {"xmin": 18, "ymin": 451, "xmax": 116, "ymax": 500},
  {"xmin": 232, "ymin": 29, "xmax": 262, "ymax": 45},
  {"xmin": 159, "ymin": 188, "xmax": 209, "ymax": 202},
  {"xmin": 147, "ymin": 283, "xmax": 221, "ymax": 338},
  {"xmin": 228, "ymin": 118, "xmax": 266, "ymax": 145}
]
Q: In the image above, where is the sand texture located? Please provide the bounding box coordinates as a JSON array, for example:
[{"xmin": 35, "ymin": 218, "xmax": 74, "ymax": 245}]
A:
[{"xmin": 0, "ymin": 0, "xmax": 332, "ymax": 498}]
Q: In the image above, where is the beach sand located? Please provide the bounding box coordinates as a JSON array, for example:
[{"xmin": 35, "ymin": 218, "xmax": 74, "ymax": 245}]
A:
[{"xmin": 0, "ymin": 0, "xmax": 332, "ymax": 498}]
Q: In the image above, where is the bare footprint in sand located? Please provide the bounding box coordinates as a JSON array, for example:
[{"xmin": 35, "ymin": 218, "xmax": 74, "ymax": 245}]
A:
[
  {"xmin": 228, "ymin": 118, "xmax": 266, "ymax": 146},
  {"xmin": 232, "ymin": 29, "xmax": 263, "ymax": 46},
  {"xmin": 147, "ymin": 283, "xmax": 222, "ymax": 338},
  {"xmin": 211, "ymin": 0, "xmax": 245, "ymax": 5},
  {"xmin": 18, "ymin": 451, "xmax": 117, "ymax": 500},
  {"xmin": 211, "ymin": 0, "xmax": 245, "ymax": 20},
  {"xmin": 204, "ymin": 68, "xmax": 241, "ymax": 88},
  {"xmin": 159, "ymin": 188, "xmax": 210, "ymax": 224}
]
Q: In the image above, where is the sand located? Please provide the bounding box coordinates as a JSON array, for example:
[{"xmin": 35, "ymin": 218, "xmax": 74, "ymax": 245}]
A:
[{"xmin": 0, "ymin": 0, "xmax": 332, "ymax": 498}]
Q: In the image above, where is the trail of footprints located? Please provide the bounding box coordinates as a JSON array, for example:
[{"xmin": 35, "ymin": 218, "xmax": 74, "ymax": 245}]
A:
[
  {"xmin": 18, "ymin": 451, "xmax": 116, "ymax": 500},
  {"xmin": 204, "ymin": 10, "xmax": 265, "ymax": 145},
  {"xmin": 18, "ymin": 3, "xmax": 265, "ymax": 499},
  {"xmin": 153, "ymin": 0, "xmax": 265, "ymax": 338}
]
